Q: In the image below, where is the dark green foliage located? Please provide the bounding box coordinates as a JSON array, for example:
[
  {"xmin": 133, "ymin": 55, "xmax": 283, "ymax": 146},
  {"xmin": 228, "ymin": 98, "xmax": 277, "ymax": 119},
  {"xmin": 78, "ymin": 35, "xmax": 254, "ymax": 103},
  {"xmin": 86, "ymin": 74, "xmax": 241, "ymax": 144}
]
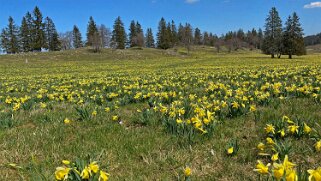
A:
[
  {"xmin": 86, "ymin": 16, "xmax": 98, "ymax": 47},
  {"xmin": 282, "ymin": 12, "xmax": 306, "ymax": 59},
  {"xmin": 128, "ymin": 20, "xmax": 144, "ymax": 47},
  {"xmin": 194, "ymin": 28, "xmax": 202, "ymax": 45},
  {"xmin": 157, "ymin": 18, "xmax": 171, "ymax": 49},
  {"xmin": 73, "ymin": 25, "xmax": 83, "ymax": 48},
  {"xmin": 111, "ymin": 16, "xmax": 127, "ymax": 49},
  {"xmin": 0, "ymin": 16, "xmax": 20, "ymax": 54},
  {"xmin": 145, "ymin": 28, "xmax": 155, "ymax": 48},
  {"xmin": 20, "ymin": 12, "xmax": 33, "ymax": 52},
  {"xmin": 44, "ymin": 17, "xmax": 61, "ymax": 51},
  {"xmin": 262, "ymin": 7, "xmax": 283, "ymax": 58},
  {"xmin": 32, "ymin": 6, "xmax": 46, "ymax": 51}
]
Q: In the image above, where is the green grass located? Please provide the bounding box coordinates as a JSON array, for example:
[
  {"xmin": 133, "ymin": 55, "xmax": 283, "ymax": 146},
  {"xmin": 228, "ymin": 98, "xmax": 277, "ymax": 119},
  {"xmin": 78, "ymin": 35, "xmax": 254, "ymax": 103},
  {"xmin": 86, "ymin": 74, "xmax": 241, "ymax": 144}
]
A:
[{"xmin": 0, "ymin": 47, "xmax": 321, "ymax": 180}]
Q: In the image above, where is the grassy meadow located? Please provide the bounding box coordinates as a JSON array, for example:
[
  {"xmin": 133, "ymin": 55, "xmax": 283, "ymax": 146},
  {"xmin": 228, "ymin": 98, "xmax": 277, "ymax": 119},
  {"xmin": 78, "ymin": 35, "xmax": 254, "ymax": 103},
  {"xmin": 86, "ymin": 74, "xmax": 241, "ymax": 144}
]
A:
[{"xmin": 1, "ymin": 47, "xmax": 321, "ymax": 180}]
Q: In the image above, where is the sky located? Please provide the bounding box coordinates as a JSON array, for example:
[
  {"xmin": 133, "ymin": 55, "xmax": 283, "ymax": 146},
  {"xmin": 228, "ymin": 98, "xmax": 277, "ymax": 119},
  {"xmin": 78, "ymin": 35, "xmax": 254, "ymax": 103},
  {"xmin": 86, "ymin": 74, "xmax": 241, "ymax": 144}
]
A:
[{"xmin": 0, "ymin": 0, "xmax": 321, "ymax": 37}]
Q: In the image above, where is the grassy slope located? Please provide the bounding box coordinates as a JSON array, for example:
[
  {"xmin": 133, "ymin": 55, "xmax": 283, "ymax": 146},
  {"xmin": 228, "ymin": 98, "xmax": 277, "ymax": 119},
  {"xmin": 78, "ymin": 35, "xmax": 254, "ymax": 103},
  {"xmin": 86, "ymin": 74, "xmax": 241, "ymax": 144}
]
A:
[{"xmin": 0, "ymin": 47, "xmax": 321, "ymax": 180}]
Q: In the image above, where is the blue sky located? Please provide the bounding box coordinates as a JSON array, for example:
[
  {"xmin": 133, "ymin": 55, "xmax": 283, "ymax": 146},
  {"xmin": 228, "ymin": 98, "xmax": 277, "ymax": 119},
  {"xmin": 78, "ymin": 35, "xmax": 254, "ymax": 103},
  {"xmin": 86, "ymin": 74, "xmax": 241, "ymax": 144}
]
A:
[{"xmin": 0, "ymin": 0, "xmax": 320, "ymax": 37}]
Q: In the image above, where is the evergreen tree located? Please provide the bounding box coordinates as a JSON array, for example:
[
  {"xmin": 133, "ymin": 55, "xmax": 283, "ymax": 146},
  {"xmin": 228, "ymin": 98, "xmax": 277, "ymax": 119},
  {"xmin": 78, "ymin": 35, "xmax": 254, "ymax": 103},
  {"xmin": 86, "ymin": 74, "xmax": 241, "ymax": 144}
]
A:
[
  {"xmin": 86, "ymin": 16, "xmax": 98, "ymax": 46},
  {"xmin": 72, "ymin": 25, "xmax": 83, "ymax": 48},
  {"xmin": 145, "ymin": 28, "xmax": 155, "ymax": 48},
  {"xmin": 257, "ymin": 28, "xmax": 264, "ymax": 49},
  {"xmin": 32, "ymin": 6, "xmax": 46, "ymax": 51},
  {"xmin": 194, "ymin": 28, "xmax": 202, "ymax": 45},
  {"xmin": 202, "ymin": 31, "xmax": 209, "ymax": 45},
  {"xmin": 128, "ymin": 20, "xmax": 137, "ymax": 47},
  {"xmin": 44, "ymin": 17, "xmax": 61, "ymax": 51},
  {"xmin": 282, "ymin": 12, "xmax": 306, "ymax": 59},
  {"xmin": 20, "ymin": 12, "xmax": 33, "ymax": 52},
  {"xmin": 157, "ymin": 18, "xmax": 171, "ymax": 49},
  {"xmin": 111, "ymin": 16, "xmax": 126, "ymax": 49},
  {"xmin": 0, "ymin": 16, "xmax": 20, "ymax": 54},
  {"xmin": 262, "ymin": 7, "xmax": 283, "ymax": 58},
  {"xmin": 177, "ymin": 23, "xmax": 184, "ymax": 44},
  {"xmin": 170, "ymin": 20, "xmax": 178, "ymax": 46},
  {"xmin": 182, "ymin": 23, "xmax": 193, "ymax": 53},
  {"xmin": 135, "ymin": 22, "xmax": 144, "ymax": 47}
]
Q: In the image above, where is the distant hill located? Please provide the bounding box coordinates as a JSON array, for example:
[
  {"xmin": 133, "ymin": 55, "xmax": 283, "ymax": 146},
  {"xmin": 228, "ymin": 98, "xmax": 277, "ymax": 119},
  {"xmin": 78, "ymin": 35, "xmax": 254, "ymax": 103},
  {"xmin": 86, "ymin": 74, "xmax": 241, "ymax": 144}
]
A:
[{"xmin": 305, "ymin": 32, "xmax": 321, "ymax": 46}]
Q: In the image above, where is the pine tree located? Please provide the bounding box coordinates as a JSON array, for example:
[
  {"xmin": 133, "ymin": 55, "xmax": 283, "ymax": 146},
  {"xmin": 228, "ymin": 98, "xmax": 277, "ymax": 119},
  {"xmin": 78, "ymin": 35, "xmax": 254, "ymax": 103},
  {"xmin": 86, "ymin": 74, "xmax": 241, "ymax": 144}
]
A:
[
  {"xmin": 72, "ymin": 25, "xmax": 83, "ymax": 48},
  {"xmin": 44, "ymin": 17, "xmax": 61, "ymax": 51},
  {"xmin": 182, "ymin": 23, "xmax": 193, "ymax": 53},
  {"xmin": 111, "ymin": 16, "xmax": 126, "ymax": 49},
  {"xmin": 0, "ymin": 16, "xmax": 20, "ymax": 54},
  {"xmin": 128, "ymin": 20, "xmax": 137, "ymax": 47},
  {"xmin": 157, "ymin": 18, "xmax": 170, "ymax": 49},
  {"xmin": 282, "ymin": 12, "xmax": 306, "ymax": 59},
  {"xmin": 194, "ymin": 28, "xmax": 202, "ymax": 45},
  {"xmin": 262, "ymin": 7, "xmax": 283, "ymax": 58},
  {"xmin": 177, "ymin": 23, "xmax": 184, "ymax": 45},
  {"xmin": 135, "ymin": 22, "xmax": 144, "ymax": 47},
  {"xmin": 32, "ymin": 6, "xmax": 46, "ymax": 51},
  {"xmin": 145, "ymin": 28, "xmax": 155, "ymax": 48},
  {"xmin": 86, "ymin": 16, "xmax": 98, "ymax": 46},
  {"xmin": 170, "ymin": 20, "xmax": 178, "ymax": 47},
  {"xmin": 20, "ymin": 12, "xmax": 33, "ymax": 52}
]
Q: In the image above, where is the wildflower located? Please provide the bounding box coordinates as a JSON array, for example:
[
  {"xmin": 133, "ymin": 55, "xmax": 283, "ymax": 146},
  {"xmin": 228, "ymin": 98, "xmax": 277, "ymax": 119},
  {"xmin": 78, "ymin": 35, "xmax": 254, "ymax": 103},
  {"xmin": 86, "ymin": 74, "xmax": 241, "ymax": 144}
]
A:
[
  {"xmin": 62, "ymin": 160, "xmax": 70, "ymax": 165},
  {"xmin": 288, "ymin": 125, "xmax": 299, "ymax": 134},
  {"xmin": 184, "ymin": 167, "xmax": 192, "ymax": 177},
  {"xmin": 104, "ymin": 107, "xmax": 110, "ymax": 112},
  {"xmin": 99, "ymin": 170, "xmax": 110, "ymax": 181},
  {"xmin": 112, "ymin": 115, "xmax": 119, "ymax": 121},
  {"xmin": 40, "ymin": 102, "xmax": 47, "ymax": 108},
  {"xmin": 88, "ymin": 161, "xmax": 99, "ymax": 173},
  {"xmin": 315, "ymin": 140, "xmax": 321, "ymax": 152},
  {"xmin": 257, "ymin": 142, "xmax": 265, "ymax": 151},
  {"xmin": 304, "ymin": 123, "xmax": 312, "ymax": 134},
  {"xmin": 307, "ymin": 167, "xmax": 321, "ymax": 181},
  {"xmin": 273, "ymin": 163, "xmax": 285, "ymax": 180},
  {"xmin": 64, "ymin": 118, "xmax": 71, "ymax": 124},
  {"xmin": 231, "ymin": 101, "xmax": 240, "ymax": 109},
  {"xmin": 253, "ymin": 160, "xmax": 270, "ymax": 174},
  {"xmin": 266, "ymin": 137, "xmax": 275, "ymax": 145},
  {"xmin": 286, "ymin": 169, "xmax": 298, "ymax": 181},
  {"xmin": 55, "ymin": 167, "xmax": 70, "ymax": 180},
  {"xmin": 283, "ymin": 155, "xmax": 296, "ymax": 170},
  {"xmin": 250, "ymin": 105, "xmax": 256, "ymax": 112},
  {"xmin": 80, "ymin": 167, "xmax": 91, "ymax": 179},
  {"xmin": 92, "ymin": 110, "xmax": 97, "ymax": 117},
  {"xmin": 271, "ymin": 153, "xmax": 279, "ymax": 162},
  {"xmin": 176, "ymin": 118, "xmax": 183, "ymax": 124},
  {"xmin": 265, "ymin": 124, "xmax": 275, "ymax": 134},
  {"xmin": 227, "ymin": 147, "xmax": 234, "ymax": 155},
  {"xmin": 278, "ymin": 129, "xmax": 286, "ymax": 137}
]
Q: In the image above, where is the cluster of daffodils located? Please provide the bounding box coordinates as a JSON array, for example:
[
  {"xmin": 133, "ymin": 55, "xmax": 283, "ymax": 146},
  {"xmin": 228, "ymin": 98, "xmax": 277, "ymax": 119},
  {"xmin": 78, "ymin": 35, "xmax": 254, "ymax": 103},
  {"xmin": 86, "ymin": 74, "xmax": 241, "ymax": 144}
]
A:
[
  {"xmin": 55, "ymin": 160, "xmax": 109, "ymax": 181},
  {"xmin": 254, "ymin": 116, "xmax": 321, "ymax": 180}
]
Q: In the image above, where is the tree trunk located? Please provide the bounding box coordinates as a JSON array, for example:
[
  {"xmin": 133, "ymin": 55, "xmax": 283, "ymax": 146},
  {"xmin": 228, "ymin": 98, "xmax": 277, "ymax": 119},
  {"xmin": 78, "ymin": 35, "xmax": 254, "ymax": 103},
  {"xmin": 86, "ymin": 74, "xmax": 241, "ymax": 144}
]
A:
[
  {"xmin": 289, "ymin": 54, "xmax": 292, "ymax": 59},
  {"xmin": 271, "ymin": 54, "xmax": 275, "ymax": 58},
  {"xmin": 278, "ymin": 54, "xmax": 281, "ymax": 58}
]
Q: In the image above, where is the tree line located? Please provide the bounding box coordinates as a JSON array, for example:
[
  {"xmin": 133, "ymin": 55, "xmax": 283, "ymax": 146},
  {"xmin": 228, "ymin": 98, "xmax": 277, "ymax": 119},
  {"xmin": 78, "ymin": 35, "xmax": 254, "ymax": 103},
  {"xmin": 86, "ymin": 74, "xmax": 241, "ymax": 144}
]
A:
[
  {"xmin": 0, "ymin": 6, "xmax": 306, "ymax": 58},
  {"xmin": 304, "ymin": 32, "xmax": 321, "ymax": 46}
]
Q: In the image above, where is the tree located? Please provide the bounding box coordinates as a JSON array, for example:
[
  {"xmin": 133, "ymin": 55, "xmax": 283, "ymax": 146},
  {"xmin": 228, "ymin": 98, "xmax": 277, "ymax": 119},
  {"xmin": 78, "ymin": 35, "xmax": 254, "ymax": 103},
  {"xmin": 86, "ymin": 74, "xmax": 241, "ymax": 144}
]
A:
[
  {"xmin": 145, "ymin": 28, "xmax": 155, "ymax": 48},
  {"xmin": 20, "ymin": 12, "xmax": 33, "ymax": 52},
  {"xmin": 86, "ymin": 16, "xmax": 98, "ymax": 46},
  {"xmin": 72, "ymin": 25, "xmax": 83, "ymax": 48},
  {"xmin": 170, "ymin": 20, "xmax": 178, "ymax": 47},
  {"xmin": 128, "ymin": 20, "xmax": 137, "ymax": 47},
  {"xmin": 282, "ymin": 12, "xmax": 306, "ymax": 59},
  {"xmin": 44, "ymin": 17, "xmax": 60, "ymax": 51},
  {"xmin": 98, "ymin": 24, "xmax": 111, "ymax": 48},
  {"xmin": 135, "ymin": 22, "xmax": 144, "ymax": 47},
  {"xmin": 32, "ymin": 6, "xmax": 46, "ymax": 51},
  {"xmin": 59, "ymin": 31, "xmax": 73, "ymax": 50},
  {"xmin": 157, "ymin": 18, "xmax": 171, "ymax": 49},
  {"xmin": 262, "ymin": 7, "xmax": 283, "ymax": 58},
  {"xmin": 194, "ymin": 28, "xmax": 202, "ymax": 45},
  {"xmin": 111, "ymin": 16, "xmax": 126, "ymax": 49},
  {"xmin": 182, "ymin": 23, "xmax": 193, "ymax": 53},
  {"xmin": 0, "ymin": 16, "xmax": 20, "ymax": 54}
]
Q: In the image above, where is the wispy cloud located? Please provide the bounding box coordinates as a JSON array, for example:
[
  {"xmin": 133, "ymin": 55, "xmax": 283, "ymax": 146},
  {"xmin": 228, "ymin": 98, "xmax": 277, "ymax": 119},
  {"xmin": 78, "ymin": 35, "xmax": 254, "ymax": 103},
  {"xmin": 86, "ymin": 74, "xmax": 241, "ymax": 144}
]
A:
[
  {"xmin": 185, "ymin": 0, "xmax": 200, "ymax": 4},
  {"xmin": 304, "ymin": 2, "xmax": 321, "ymax": 8}
]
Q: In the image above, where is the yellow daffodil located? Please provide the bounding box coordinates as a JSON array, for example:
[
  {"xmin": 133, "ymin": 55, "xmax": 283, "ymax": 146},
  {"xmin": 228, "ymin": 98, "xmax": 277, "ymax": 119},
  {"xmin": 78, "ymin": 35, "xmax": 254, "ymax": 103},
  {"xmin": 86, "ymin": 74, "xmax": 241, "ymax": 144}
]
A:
[
  {"xmin": 227, "ymin": 147, "xmax": 234, "ymax": 155},
  {"xmin": 92, "ymin": 110, "xmax": 97, "ymax": 117},
  {"xmin": 88, "ymin": 161, "xmax": 99, "ymax": 173},
  {"xmin": 283, "ymin": 155, "xmax": 296, "ymax": 170},
  {"xmin": 288, "ymin": 125, "xmax": 299, "ymax": 134},
  {"xmin": 307, "ymin": 167, "xmax": 321, "ymax": 181},
  {"xmin": 265, "ymin": 124, "xmax": 275, "ymax": 134},
  {"xmin": 304, "ymin": 123, "xmax": 312, "ymax": 134},
  {"xmin": 250, "ymin": 105, "xmax": 256, "ymax": 112},
  {"xmin": 64, "ymin": 118, "xmax": 71, "ymax": 124},
  {"xmin": 273, "ymin": 163, "xmax": 285, "ymax": 180},
  {"xmin": 104, "ymin": 107, "xmax": 110, "ymax": 112},
  {"xmin": 266, "ymin": 137, "xmax": 275, "ymax": 145},
  {"xmin": 253, "ymin": 160, "xmax": 270, "ymax": 174},
  {"xmin": 112, "ymin": 115, "xmax": 119, "ymax": 121},
  {"xmin": 286, "ymin": 169, "xmax": 298, "ymax": 181},
  {"xmin": 315, "ymin": 140, "xmax": 321, "ymax": 152},
  {"xmin": 55, "ymin": 167, "xmax": 70, "ymax": 181},
  {"xmin": 257, "ymin": 142, "xmax": 265, "ymax": 151},
  {"xmin": 271, "ymin": 153, "xmax": 279, "ymax": 162},
  {"xmin": 62, "ymin": 160, "xmax": 70, "ymax": 165},
  {"xmin": 278, "ymin": 129, "xmax": 286, "ymax": 137},
  {"xmin": 176, "ymin": 118, "xmax": 183, "ymax": 124},
  {"xmin": 80, "ymin": 167, "xmax": 91, "ymax": 179},
  {"xmin": 99, "ymin": 170, "xmax": 110, "ymax": 181},
  {"xmin": 184, "ymin": 167, "xmax": 192, "ymax": 177}
]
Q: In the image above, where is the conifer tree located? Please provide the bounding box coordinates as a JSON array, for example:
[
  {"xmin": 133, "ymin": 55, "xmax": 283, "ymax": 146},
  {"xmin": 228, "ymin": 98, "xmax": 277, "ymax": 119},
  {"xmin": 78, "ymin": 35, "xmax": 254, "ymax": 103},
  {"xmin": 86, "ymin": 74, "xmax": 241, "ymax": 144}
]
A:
[
  {"xmin": 262, "ymin": 7, "xmax": 283, "ymax": 58},
  {"xmin": 72, "ymin": 25, "xmax": 83, "ymax": 48},
  {"xmin": 32, "ymin": 6, "xmax": 46, "ymax": 51},
  {"xmin": 0, "ymin": 16, "xmax": 20, "ymax": 54},
  {"xmin": 44, "ymin": 17, "xmax": 61, "ymax": 51},
  {"xmin": 157, "ymin": 18, "xmax": 171, "ymax": 49},
  {"xmin": 135, "ymin": 22, "xmax": 144, "ymax": 47},
  {"xmin": 86, "ymin": 16, "xmax": 98, "ymax": 46},
  {"xmin": 170, "ymin": 20, "xmax": 178, "ymax": 47},
  {"xmin": 145, "ymin": 28, "xmax": 155, "ymax": 48},
  {"xmin": 194, "ymin": 28, "xmax": 202, "ymax": 45},
  {"xmin": 111, "ymin": 16, "xmax": 126, "ymax": 49},
  {"xmin": 282, "ymin": 12, "xmax": 306, "ymax": 59},
  {"xmin": 128, "ymin": 20, "xmax": 137, "ymax": 47},
  {"xmin": 20, "ymin": 12, "xmax": 33, "ymax": 52}
]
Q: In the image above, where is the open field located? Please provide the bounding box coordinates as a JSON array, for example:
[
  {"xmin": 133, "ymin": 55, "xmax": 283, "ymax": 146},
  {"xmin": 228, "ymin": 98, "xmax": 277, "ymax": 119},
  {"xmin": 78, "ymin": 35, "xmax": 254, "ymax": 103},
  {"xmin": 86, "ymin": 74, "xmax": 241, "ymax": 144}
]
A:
[{"xmin": 1, "ymin": 47, "xmax": 321, "ymax": 180}]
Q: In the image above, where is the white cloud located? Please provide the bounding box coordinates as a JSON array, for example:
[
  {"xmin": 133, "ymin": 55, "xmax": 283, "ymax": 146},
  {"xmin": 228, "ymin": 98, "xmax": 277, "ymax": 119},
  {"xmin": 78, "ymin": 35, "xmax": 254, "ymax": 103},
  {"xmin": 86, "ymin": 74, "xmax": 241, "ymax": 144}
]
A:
[
  {"xmin": 185, "ymin": 0, "xmax": 200, "ymax": 4},
  {"xmin": 304, "ymin": 2, "xmax": 321, "ymax": 8}
]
